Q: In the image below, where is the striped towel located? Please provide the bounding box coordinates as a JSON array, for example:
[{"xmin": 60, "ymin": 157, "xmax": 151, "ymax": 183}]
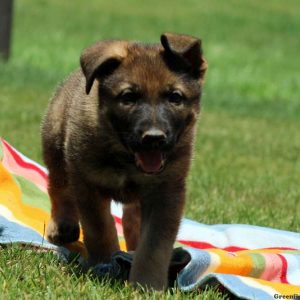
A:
[{"xmin": 1, "ymin": 138, "xmax": 300, "ymax": 299}]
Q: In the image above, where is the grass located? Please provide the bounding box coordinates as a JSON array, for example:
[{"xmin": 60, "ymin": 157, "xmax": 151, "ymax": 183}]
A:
[
  {"xmin": 0, "ymin": 245, "xmax": 227, "ymax": 300},
  {"xmin": 0, "ymin": 0, "xmax": 300, "ymax": 298}
]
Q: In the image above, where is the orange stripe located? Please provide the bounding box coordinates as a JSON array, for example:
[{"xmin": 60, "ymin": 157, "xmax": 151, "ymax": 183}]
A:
[{"xmin": 208, "ymin": 249, "xmax": 253, "ymax": 276}]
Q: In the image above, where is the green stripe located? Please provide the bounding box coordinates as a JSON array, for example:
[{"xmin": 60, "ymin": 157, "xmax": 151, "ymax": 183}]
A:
[
  {"xmin": 13, "ymin": 175, "xmax": 50, "ymax": 212},
  {"xmin": 248, "ymin": 253, "xmax": 266, "ymax": 278},
  {"xmin": 281, "ymin": 250, "xmax": 300, "ymax": 254},
  {"xmin": 0, "ymin": 141, "xmax": 3, "ymax": 160}
]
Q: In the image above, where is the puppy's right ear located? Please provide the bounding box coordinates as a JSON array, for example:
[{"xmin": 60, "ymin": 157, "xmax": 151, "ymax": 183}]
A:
[
  {"xmin": 80, "ymin": 40, "xmax": 128, "ymax": 94},
  {"xmin": 161, "ymin": 33, "xmax": 207, "ymax": 85}
]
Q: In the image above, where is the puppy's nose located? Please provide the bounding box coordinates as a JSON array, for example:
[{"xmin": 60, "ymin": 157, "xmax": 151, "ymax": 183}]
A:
[{"xmin": 141, "ymin": 128, "xmax": 167, "ymax": 148}]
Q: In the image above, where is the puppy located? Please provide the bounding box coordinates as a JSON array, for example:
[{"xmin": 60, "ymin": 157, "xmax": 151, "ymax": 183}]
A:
[{"xmin": 42, "ymin": 33, "xmax": 207, "ymax": 290}]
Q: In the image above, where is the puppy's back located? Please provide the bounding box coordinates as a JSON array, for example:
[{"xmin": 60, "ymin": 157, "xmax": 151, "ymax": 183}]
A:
[{"xmin": 41, "ymin": 70, "xmax": 85, "ymax": 164}]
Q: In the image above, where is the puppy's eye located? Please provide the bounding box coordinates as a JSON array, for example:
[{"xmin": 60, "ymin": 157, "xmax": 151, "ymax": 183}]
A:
[
  {"xmin": 168, "ymin": 90, "xmax": 185, "ymax": 106},
  {"xmin": 118, "ymin": 89, "xmax": 139, "ymax": 106}
]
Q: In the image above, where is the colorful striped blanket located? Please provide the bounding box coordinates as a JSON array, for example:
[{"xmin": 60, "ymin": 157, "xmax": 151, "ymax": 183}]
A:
[{"xmin": 1, "ymin": 138, "xmax": 300, "ymax": 299}]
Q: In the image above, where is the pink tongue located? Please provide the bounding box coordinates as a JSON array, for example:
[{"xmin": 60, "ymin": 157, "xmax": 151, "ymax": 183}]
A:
[{"xmin": 136, "ymin": 151, "xmax": 163, "ymax": 173}]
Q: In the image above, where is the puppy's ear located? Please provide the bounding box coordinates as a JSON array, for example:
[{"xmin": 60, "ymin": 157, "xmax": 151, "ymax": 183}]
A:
[
  {"xmin": 80, "ymin": 40, "xmax": 128, "ymax": 94},
  {"xmin": 161, "ymin": 33, "xmax": 207, "ymax": 85}
]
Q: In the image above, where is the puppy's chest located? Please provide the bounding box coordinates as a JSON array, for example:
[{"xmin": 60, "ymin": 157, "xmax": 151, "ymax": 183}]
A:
[
  {"xmin": 98, "ymin": 169, "xmax": 127, "ymax": 190},
  {"xmin": 96, "ymin": 167, "xmax": 158, "ymax": 203},
  {"xmin": 98, "ymin": 172, "xmax": 139, "ymax": 203}
]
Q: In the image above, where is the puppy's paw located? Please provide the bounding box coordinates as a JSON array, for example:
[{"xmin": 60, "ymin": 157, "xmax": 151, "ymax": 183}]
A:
[{"xmin": 46, "ymin": 218, "xmax": 80, "ymax": 245}]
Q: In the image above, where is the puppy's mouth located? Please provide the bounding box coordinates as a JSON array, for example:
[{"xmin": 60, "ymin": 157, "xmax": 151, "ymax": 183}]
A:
[{"xmin": 134, "ymin": 151, "xmax": 166, "ymax": 174}]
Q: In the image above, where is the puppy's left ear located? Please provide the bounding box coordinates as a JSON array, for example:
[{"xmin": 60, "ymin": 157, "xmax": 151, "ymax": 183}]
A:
[
  {"xmin": 161, "ymin": 33, "xmax": 208, "ymax": 85},
  {"xmin": 80, "ymin": 40, "xmax": 128, "ymax": 94}
]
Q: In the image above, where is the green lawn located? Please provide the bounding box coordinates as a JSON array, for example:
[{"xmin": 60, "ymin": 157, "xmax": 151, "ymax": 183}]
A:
[{"xmin": 1, "ymin": 0, "xmax": 300, "ymax": 299}]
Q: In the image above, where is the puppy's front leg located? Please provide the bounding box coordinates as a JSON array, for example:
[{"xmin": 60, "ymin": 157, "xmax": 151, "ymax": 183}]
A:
[
  {"xmin": 123, "ymin": 203, "xmax": 141, "ymax": 251},
  {"xmin": 129, "ymin": 184, "xmax": 185, "ymax": 290},
  {"xmin": 72, "ymin": 180, "xmax": 120, "ymax": 264}
]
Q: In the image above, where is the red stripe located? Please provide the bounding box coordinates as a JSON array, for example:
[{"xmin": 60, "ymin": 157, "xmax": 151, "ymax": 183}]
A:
[
  {"xmin": 261, "ymin": 247, "xmax": 298, "ymax": 251},
  {"xmin": 168, "ymin": 240, "xmax": 298, "ymax": 252},
  {"xmin": 2, "ymin": 139, "xmax": 48, "ymax": 181},
  {"xmin": 277, "ymin": 254, "xmax": 289, "ymax": 283},
  {"xmin": 177, "ymin": 240, "xmax": 247, "ymax": 251},
  {"xmin": 223, "ymin": 246, "xmax": 248, "ymax": 252},
  {"xmin": 114, "ymin": 215, "xmax": 122, "ymax": 225}
]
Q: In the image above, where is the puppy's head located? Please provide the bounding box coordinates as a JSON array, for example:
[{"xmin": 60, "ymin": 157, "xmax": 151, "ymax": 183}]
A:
[{"xmin": 80, "ymin": 33, "xmax": 208, "ymax": 174}]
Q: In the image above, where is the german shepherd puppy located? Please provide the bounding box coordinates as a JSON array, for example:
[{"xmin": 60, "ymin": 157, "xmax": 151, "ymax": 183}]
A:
[{"xmin": 42, "ymin": 33, "xmax": 207, "ymax": 290}]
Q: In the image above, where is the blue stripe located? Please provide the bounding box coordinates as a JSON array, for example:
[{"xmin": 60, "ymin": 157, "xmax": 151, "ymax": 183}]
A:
[
  {"xmin": 182, "ymin": 218, "xmax": 300, "ymax": 239},
  {"xmin": 212, "ymin": 274, "xmax": 275, "ymax": 300},
  {"xmin": 177, "ymin": 247, "xmax": 211, "ymax": 287},
  {"xmin": 179, "ymin": 271, "xmax": 275, "ymax": 299},
  {"xmin": 0, "ymin": 215, "xmax": 55, "ymax": 248}
]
